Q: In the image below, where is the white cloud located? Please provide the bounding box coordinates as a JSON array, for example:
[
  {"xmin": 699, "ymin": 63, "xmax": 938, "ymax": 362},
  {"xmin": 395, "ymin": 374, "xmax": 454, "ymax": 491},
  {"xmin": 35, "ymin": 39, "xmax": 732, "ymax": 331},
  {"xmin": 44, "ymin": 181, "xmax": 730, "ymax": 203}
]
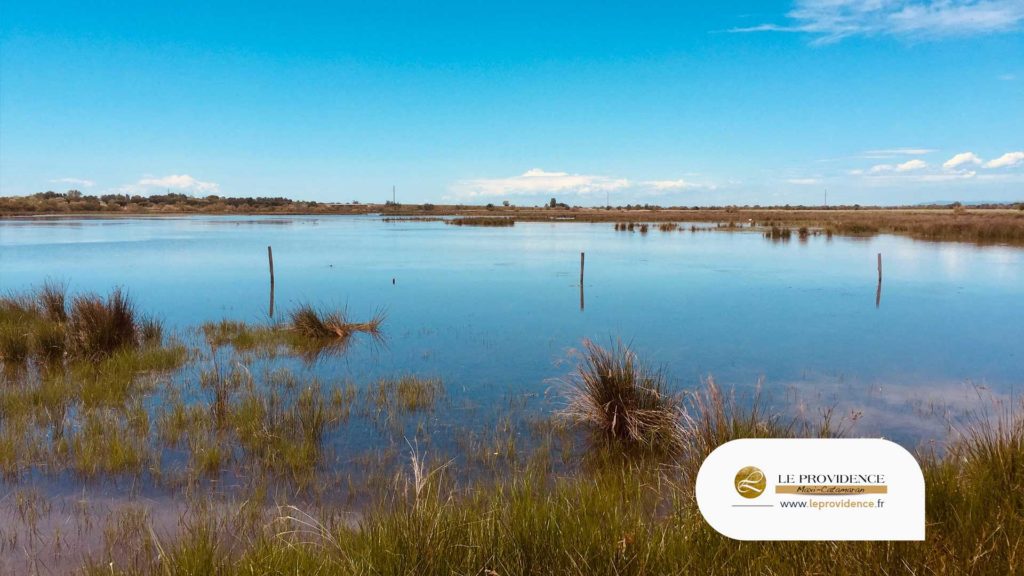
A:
[
  {"xmin": 912, "ymin": 170, "xmax": 977, "ymax": 182},
  {"xmin": 984, "ymin": 151, "xmax": 1024, "ymax": 169},
  {"xmin": 118, "ymin": 174, "xmax": 220, "ymax": 195},
  {"xmin": 998, "ymin": 73, "xmax": 1016, "ymax": 81},
  {"xmin": 51, "ymin": 177, "xmax": 95, "ymax": 188},
  {"xmin": 452, "ymin": 168, "xmax": 630, "ymax": 198},
  {"xmin": 942, "ymin": 151, "xmax": 983, "ymax": 169},
  {"xmin": 860, "ymin": 147, "xmax": 935, "ymax": 159},
  {"xmin": 642, "ymin": 178, "xmax": 711, "ymax": 191},
  {"xmin": 786, "ymin": 178, "xmax": 822, "ymax": 185},
  {"xmin": 869, "ymin": 159, "xmax": 928, "ymax": 173},
  {"xmin": 732, "ymin": 1, "xmax": 1024, "ymax": 44},
  {"xmin": 897, "ymin": 159, "xmax": 928, "ymax": 171}
]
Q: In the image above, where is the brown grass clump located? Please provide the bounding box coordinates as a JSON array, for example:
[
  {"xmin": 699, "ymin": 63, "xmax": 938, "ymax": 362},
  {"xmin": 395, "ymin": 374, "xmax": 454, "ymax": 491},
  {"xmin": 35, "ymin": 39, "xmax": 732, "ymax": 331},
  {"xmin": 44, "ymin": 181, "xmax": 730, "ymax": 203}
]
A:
[
  {"xmin": 289, "ymin": 304, "xmax": 384, "ymax": 339},
  {"xmin": 38, "ymin": 280, "xmax": 68, "ymax": 322},
  {"xmin": 0, "ymin": 324, "xmax": 31, "ymax": 363},
  {"xmin": 562, "ymin": 339, "xmax": 682, "ymax": 452},
  {"xmin": 68, "ymin": 289, "xmax": 138, "ymax": 357}
]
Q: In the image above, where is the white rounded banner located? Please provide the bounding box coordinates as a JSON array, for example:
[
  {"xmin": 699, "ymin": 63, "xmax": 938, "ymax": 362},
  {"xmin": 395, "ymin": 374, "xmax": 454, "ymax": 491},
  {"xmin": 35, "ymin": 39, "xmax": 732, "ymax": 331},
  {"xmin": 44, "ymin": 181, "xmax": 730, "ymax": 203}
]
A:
[{"xmin": 695, "ymin": 439, "xmax": 925, "ymax": 541}]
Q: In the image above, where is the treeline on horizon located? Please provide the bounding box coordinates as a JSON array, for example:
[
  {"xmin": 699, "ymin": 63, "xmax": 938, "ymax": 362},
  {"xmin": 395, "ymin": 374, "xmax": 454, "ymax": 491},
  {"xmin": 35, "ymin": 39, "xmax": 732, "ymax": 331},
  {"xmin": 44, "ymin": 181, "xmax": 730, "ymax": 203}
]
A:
[
  {"xmin": 1, "ymin": 189, "xmax": 1023, "ymax": 214},
  {"xmin": 0, "ymin": 190, "xmax": 315, "ymax": 214}
]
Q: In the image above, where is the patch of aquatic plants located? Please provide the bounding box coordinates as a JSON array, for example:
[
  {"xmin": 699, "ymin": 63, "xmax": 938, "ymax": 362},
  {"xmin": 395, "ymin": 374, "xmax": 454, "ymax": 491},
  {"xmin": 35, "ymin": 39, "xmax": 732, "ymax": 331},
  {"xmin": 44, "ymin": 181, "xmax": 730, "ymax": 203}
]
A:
[
  {"xmin": 365, "ymin": 375, "xmax": 444, "ymax": 414},
  {"xmin": 381, "ymin": 216, "xmax": 445, "ymax": 222},
  {"xmin": 79, "ymin": 377, "xmax": 1024, "ymax": 576},
  {"xmin": 764, "ymin": 225, "xmax": 792, "ymax": 240},
  {"xmin": 289, "ymin": 304, "xmax": 384, "ymax": 339},
  {"xmin": 0, "ymin": 283, "xmax": 165, "ymax": 365},
  {"xmin": 200, "ymin": 305, "xmax": 384, "ymax": 363},
  {"xmin": 2, "ymin": 287, "xmax": 1023, "ymax": 574},
  {"xmin": 0, "ymin": 285, "xmax": 189, "ymax": 481},
  {"xmin": 445, "ymin": 217, "xmax": 515, "ymax": 227}
]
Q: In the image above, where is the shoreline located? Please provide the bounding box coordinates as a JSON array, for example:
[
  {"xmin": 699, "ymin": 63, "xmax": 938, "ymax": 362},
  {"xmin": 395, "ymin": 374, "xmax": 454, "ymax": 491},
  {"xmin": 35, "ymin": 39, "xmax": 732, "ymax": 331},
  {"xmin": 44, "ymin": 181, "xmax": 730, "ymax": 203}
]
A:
[{"xmin": 3, "ymin": 203, "xmax": 1024, "ymax": 246}]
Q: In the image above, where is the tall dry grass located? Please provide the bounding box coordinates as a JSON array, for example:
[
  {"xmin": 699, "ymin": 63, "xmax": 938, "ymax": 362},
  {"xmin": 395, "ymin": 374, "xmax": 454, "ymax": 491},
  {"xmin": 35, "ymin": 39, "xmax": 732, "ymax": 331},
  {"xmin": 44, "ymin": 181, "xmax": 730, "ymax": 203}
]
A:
[
  {"xmin": 68, "ymin": 288, "xmax": 138, "ymax": 357},
  {"xmin": 561, "ymin": 339, "xmax": 683, "ymax": 452}
]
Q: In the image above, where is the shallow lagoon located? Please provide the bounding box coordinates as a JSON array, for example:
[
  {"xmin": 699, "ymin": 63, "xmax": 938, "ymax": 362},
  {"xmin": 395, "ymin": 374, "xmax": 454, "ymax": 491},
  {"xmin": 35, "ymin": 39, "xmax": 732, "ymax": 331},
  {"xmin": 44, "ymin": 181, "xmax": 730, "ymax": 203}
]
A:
[
  {"xmin": 2, "ymin": 215, "xmax": 1022, "ymax": 445},
  {"xmin": 2, "ymin": 214, "xmax": 1024, "ymax": 571}
]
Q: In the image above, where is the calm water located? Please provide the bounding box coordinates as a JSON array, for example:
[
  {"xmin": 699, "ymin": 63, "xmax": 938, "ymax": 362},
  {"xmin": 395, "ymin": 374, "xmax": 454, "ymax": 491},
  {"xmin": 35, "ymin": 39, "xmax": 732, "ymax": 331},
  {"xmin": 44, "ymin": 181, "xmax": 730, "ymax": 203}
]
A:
[{"xmin": 1, "ymin": 215, "xmax": 1022, "ymax": 443}]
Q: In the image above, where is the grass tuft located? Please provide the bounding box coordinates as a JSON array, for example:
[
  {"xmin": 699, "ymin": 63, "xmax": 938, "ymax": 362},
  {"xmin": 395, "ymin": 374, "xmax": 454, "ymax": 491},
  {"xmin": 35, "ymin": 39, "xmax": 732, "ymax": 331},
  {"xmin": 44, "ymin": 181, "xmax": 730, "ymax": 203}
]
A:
[
  {"xmin": 68, "ymin": 288, "xmax": 138, "ymax": 357},
  {"xmin": 562, "ymin": 339, "xmax": 682, "ymax": 452},
  {"xmin": 289, "ymin": 304, "xmax": 384, "ymax": 339},
  {"xmin": 0, "ymin": 324, "xmax": 31, "ymax": 364},
  {"xmin": 38, "ymin": 280, "xmax": 68, "ymax": 322}
]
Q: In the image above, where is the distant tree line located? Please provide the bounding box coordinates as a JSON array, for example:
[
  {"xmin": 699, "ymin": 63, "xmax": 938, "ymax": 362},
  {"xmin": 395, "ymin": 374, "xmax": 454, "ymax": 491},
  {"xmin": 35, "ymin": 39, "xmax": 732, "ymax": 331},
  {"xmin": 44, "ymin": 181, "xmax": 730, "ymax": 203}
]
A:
[
  {"xmin": 0, "ymin": 190, "xmax": 324, "ymax": 214},
  {"xmin": 1, "ymin": 189, "xmax": 1021, "ymax": 215}
]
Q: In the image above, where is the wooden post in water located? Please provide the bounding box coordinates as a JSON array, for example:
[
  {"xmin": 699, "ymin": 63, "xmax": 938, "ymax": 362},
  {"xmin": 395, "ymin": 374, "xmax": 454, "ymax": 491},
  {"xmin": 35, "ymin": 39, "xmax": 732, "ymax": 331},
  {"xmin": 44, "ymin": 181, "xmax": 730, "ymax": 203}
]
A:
[
  {"xmin": 268, "ymin": 246, "xmax": 275, "ymax": 317},
  {"xmin": 579, "ymin": 252, "xmax": 586, "ymax": 311},
  {"xmin": 875, "ymin": 252, "xmax": 882, "ymax": 309}
]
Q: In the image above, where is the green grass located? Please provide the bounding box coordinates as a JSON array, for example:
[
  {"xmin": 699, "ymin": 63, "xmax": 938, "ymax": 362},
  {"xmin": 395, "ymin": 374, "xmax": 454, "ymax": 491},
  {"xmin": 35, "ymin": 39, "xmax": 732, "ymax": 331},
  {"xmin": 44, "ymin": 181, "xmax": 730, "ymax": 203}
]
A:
[
  {"xmin": 229, "ymin": 381, "xmax": 339, "ymax": 482},
  {"xmin": 66, "ymin": 405, "xmax": 153, "ymax": 478},
  {"xmin": 1, "ymin": 285, "xmax": 166, "ymax": 367},
  {"xmin": 367, "ymin": 375, "xmax": 444, "ymax": 414},
  {"xmin": 83, "ymin": 378, "xmax": 1024, "ymax": 576},
  {"xmin": 1, "ymin": 286, "xmax": 1021, "ymax": 574}
]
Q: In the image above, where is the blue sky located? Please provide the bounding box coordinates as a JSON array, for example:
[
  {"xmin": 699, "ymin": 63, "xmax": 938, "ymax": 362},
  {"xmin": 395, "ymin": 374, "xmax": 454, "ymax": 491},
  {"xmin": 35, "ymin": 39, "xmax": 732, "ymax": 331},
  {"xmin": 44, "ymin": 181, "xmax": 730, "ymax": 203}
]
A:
[{"xmin": 1, "ymin": 1, "xmax": 1022, "ymax": 206}]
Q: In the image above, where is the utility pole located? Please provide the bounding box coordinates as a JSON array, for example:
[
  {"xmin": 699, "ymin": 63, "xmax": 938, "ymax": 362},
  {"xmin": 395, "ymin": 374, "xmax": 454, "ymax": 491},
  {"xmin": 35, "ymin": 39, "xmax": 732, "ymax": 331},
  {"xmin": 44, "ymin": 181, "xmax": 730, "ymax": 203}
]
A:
[
  {"xmin": 824, "ymin": 188, "xmax": 828, "ymax": 208},
  {"xmin": 392, "ymin": 185, "xmax": 396, "ymax": 205}
]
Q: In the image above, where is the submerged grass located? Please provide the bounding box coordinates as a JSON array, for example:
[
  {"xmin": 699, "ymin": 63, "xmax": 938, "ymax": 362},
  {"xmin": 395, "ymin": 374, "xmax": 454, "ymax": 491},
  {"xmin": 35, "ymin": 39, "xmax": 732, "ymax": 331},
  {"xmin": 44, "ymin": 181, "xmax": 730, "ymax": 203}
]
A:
[
  {"xmin": 1, "ymin": 284, "xmax": 1022, "ymax": 574},
  {"xmin": 200, "ymin": 305, "xmax": 384, "ymax": 361},
  {"xmin": 85, "ymin": 381, "xmax": 1024, "ymax": 575},
  {"xmin": 367, "ymin": 376, "xmax": 444, "ymax": 414}
]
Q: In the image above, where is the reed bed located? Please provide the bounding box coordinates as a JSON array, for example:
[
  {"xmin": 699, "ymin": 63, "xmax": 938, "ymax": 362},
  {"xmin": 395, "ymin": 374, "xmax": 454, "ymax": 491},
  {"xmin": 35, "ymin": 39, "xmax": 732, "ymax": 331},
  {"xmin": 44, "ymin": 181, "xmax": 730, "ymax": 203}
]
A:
[
  {"xmin": 445, "ymin": 217, "xmax": 515, "ymax": 227},
  {"xmin": 765, "ymin": 225, "xmax": 792, "ymax": 240},
  {"xmin": 1, "ymin": 285, "xmax": 165, "ymax": 364},
  {"xmin": 381, "ymin": 216, "xmax": 445, "ymax": 222}
]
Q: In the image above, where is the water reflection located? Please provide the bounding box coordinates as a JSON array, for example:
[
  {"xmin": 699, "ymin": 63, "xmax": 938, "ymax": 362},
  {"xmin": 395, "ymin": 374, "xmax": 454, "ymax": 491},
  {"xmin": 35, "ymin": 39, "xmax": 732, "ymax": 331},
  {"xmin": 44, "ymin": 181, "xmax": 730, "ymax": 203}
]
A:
[{"xmin": 1, "ymin": 214, "xmax": 1021, "ymax": 444}]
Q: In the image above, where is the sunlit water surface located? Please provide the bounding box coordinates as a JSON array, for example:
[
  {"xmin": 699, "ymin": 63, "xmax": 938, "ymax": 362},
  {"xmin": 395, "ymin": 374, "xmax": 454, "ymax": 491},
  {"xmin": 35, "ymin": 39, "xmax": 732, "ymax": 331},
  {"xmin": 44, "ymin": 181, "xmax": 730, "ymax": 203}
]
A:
[{"xmin": 1, "ymin": 215, "xmax": 1022, "ymax": 452}]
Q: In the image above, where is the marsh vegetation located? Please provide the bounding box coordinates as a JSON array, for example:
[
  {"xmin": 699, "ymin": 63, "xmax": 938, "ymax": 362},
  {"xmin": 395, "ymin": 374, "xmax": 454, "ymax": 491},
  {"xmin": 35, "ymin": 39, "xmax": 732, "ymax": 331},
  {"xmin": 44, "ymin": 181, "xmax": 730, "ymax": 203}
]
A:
[
  {"xmin": 0, "ymin": 286, "xmax": 1022, "ymax": 574},
  {"xmin": 5, "ymin": 190, "xmax": 1023, "ymax": 246},
  {"xmin": 445, "ymin": 216, "xmax": 516, "ymax": 227}
]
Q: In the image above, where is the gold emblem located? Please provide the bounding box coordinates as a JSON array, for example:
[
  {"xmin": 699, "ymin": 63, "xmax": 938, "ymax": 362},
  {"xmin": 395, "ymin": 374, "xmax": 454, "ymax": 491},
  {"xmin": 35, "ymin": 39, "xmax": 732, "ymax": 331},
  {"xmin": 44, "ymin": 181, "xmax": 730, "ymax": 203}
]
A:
[{"xmin": 734, "ymin": 466, "xmax": 766, "ymax": 499}]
